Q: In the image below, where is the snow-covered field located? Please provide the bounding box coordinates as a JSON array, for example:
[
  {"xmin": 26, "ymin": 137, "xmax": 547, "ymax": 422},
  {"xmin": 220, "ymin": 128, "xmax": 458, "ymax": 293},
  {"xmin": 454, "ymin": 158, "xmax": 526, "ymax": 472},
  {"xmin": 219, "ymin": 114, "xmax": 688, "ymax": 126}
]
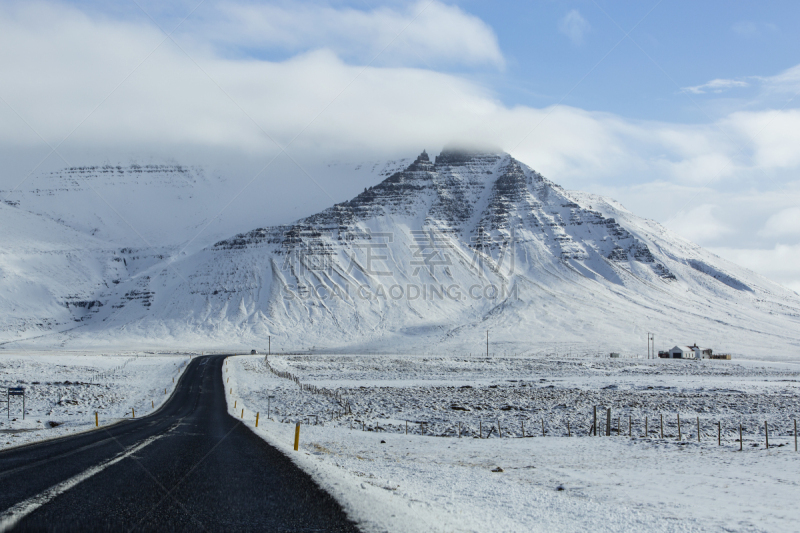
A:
[
  {"xmin": 227, "ymin": 354, "xmax": 800, "ymax": 532},
  {"xmin": 0, "ymin": 352, "xmax": 191, "ymax": 450}
]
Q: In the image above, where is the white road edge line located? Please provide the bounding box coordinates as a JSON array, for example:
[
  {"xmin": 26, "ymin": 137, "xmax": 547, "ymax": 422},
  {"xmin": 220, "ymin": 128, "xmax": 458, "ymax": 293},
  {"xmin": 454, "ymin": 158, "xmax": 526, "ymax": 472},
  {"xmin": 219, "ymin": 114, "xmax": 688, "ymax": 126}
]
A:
[{"xmin": 0, "ymin": 432, "xmax": 168, "ymax": 532}]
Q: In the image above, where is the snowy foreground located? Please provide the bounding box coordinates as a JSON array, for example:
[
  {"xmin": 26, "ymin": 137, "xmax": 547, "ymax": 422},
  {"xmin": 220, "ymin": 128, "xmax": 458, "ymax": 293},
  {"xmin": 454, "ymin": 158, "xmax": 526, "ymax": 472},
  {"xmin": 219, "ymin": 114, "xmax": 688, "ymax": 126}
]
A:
[
  {"xmin": 227, "ymin": 354, "xmax": 800, "ymax": 532},
  {"xmin": 0, "ymin": 352, "xmax": 190, "ymax": 450}
]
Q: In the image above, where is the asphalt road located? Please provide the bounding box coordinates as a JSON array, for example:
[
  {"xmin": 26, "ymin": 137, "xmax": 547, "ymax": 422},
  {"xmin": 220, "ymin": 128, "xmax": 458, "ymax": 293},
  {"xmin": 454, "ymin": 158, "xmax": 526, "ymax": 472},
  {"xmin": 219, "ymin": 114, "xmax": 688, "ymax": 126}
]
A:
[{"xmin": 0, "ymin": 355, "xmax": 359, "ymax": 532}]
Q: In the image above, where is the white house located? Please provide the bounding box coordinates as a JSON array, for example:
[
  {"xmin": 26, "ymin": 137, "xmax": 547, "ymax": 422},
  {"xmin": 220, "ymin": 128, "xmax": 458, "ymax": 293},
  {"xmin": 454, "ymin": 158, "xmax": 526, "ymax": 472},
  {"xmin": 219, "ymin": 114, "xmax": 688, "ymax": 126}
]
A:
[
  {"xmin": 668, "ymin": 344, "xmax": 713, "ymax": 359},
  {"xmin": 668, "ymin": 346, "xmax": 691, "ymax": 359}
]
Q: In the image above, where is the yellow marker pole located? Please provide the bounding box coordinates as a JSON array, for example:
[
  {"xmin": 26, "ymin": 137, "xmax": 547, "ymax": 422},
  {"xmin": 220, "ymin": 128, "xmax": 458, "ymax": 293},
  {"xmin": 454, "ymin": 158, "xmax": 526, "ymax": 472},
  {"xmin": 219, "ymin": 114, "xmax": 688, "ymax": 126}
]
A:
[
  {"xmin": 227, "ymin": 377, "xmax": 229, "ymax": 383},
  {"xmin": 234, "ymin": 400, "xmax": 237, "ymax": 409},
  {"xmin": 165, "ymin": 388, "xmax": 167, "ymax": 395},
  {"xmin": 132, "ymin": 408, "xmax": 135, "ymax": 418},
  {"xmin": 294, "ymin": 422, "xmax": 301, "ymax": 451},
  {"xmin": 241, "ymin": 408, "xmax": 244, "ymax": 418},
  {"xmin": 230, "ymin": 388, "xmax": 232, "ymax": 394},
  {"xmin": 256, "ymin": 412, "xmax": 259, "ymax": 427},
  {"xmin": 173, "ymin": 378, "xmax": 174, "ymax": 383},
  {"xmin": 95, "ymin": 412, "xmax": 98, "ymax": 427},
  {"xmin": 152, "ymin": 400, "xmax": 154, "ymax": 408}
]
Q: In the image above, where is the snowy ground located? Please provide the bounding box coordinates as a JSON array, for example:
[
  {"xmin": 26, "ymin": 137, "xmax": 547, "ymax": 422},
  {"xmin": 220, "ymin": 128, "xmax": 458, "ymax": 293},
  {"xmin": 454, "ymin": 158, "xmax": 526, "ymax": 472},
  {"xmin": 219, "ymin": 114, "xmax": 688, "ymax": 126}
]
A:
[
  {"xmin": 0, "ymin": 352, "xmax": 191, "ymax": 450},
  {"xmin": 227, "ymin": 354, "xmax": 800, "ymax": 532}
]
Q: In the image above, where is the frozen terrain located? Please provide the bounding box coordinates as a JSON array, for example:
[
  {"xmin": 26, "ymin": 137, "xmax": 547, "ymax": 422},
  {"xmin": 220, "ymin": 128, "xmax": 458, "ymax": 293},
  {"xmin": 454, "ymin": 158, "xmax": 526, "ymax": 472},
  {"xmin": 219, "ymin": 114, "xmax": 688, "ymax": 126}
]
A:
[
  {"xmin": 0, "ymin": 352, "xmax": 191, "ymax": 450},
  {"xmin": 227, "ymin": 354, "xmax": 800, "ymax": 532},
  {"xmin": 2, "ymin": 148, "xmax": 799, "ymax": 357}
]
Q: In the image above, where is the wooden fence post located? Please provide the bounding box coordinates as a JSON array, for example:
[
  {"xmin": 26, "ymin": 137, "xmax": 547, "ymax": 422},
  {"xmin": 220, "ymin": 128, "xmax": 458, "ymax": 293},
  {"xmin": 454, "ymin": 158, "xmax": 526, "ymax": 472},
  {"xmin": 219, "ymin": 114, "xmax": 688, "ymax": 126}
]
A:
[
  {"xmin": 567, "ymin": 421, "xmax": 571, "ymax": 437},
  {"xmin": 521, "ymin": 420, "xmax": 524, "ymax": 438},
  {"xmin": 718, "ymin": 421, "xmax": 721, "ymax": 446},
  {"xmin": 660, "ymin": 414, "xmax": 663, "ymax": 439},
  {"xmin": 795, "ymin": 419, "xmax": 797, "ymax": 452},
  {"xmin": 593, "ymin": 406, "xmax": 597, "ymax": 436},
  {"xmin": 677, "ymin": 414, "xmax": 681, "ymax": 441},
  {"xmin": 645, "ymin": 416, "xmax": 648, "ymax": 438},
  {"xmin": 629, "ymin": 416, "xmax": 632, "ymax": 437},
  {"xmin": 697, "ymin": 416, "xmax": 700, "ymax": 442},
  {"xmin": 480, "ymin": 420, "xmax": 482, "ymax": 439},
  {"xmin": 541, "ymin": 418, "xmax": 545, "ymax": 437},
  {"xmin": 765, "ymin": 421, "xmax": 769, "ymax": 449},
  {"xmin": 498, "ymin": 420, "xmax": 502, "ymax": 438},
  {"xmin": 739, "ymin": 424, "xmax": 742, "ymax": 451}
]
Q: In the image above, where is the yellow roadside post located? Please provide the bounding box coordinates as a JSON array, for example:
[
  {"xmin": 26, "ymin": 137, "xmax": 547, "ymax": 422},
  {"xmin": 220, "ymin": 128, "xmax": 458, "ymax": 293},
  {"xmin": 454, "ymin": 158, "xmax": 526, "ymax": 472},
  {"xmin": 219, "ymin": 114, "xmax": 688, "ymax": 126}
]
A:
[
  {"xmin": 294, "ymin": 422, "xmax": 301, "ymax": 451},
  {"xmin": 132, "ymin": 408, "xmax": 135, "ymax": 418},
  {"xmin": 95, "ymin": 412, "xmax": 98, "ymax": 427},
  {"xmin": 241, "ymin": 408, "xmax": 244, "ymax": 419},
  {"xmin": 256, "ymin": 413, "xmax": 259, "ymax": 427}
]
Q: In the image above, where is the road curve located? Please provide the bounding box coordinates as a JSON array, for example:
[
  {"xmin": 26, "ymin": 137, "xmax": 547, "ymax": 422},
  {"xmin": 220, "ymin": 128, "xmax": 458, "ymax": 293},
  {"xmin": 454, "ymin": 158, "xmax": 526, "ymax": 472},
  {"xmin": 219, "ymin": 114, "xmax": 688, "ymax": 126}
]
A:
[{"xmin": 0, "ymin": 355, "xmax": 359, "ymax": 532}]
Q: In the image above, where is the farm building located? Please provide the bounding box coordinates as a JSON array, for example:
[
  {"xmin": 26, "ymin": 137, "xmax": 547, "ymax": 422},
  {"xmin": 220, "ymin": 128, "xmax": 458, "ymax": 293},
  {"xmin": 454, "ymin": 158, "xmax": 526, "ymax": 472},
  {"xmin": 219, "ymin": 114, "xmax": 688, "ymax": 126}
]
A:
[
  {"xmin": 667, "ymin": 344, "xmax": 713, "ymax": 359},
  {"xmin": 660, "ymin": 345, "xmax": 731, "ymax": 360}
]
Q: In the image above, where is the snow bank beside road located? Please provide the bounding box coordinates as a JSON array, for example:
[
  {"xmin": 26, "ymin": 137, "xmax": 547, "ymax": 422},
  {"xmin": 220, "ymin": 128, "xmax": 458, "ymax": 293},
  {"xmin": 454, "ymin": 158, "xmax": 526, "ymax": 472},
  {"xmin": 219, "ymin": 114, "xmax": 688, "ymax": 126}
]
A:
[
  {"xmin": 227, "ymin": 354, "xmax": 800, "ymax": 532},
  {"xmin": 0, "ymin": 352, "xmax": 191, "ymax": 450}
]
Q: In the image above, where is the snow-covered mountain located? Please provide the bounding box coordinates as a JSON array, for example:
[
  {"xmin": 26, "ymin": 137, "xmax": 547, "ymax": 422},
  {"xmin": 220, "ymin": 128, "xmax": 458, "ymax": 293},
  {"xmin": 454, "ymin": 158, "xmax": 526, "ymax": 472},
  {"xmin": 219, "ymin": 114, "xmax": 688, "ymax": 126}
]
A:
[{"xmin": 3, "ymin": 149, "xmax": 800, "ymax": 357}]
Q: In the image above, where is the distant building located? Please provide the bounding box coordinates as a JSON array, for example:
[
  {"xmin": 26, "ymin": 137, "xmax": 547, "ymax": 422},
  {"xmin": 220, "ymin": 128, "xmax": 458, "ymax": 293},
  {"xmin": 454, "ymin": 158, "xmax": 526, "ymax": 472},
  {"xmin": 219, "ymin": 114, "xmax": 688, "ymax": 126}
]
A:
[
  {"xmin": 609, "ymin": 352, "xmax": 620, "ymax": 358},
  {"xmin": 667, "ymin": 344, "xmax": 713, "ymax": 359}
]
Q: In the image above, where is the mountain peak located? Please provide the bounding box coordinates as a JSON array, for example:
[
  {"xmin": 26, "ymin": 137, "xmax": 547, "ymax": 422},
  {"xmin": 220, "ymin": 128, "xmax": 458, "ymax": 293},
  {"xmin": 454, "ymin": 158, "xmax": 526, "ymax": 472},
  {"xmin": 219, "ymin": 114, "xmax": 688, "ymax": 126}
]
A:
[
  {"xmin": 407, "ymin": 149, "xmax": 435, "ymax": 171},
  {"xmin": 435, "ymin": 144, "xmax": 504, "ymax": 166}
]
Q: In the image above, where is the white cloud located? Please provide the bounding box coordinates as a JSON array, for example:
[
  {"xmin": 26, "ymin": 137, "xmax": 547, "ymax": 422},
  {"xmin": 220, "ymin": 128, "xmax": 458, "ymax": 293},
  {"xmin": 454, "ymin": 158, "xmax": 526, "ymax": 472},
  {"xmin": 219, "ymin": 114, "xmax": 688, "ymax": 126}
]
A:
[
  {"xmin": 732, "ymin": 21, "xmax": 780, "ymax": 38},
  {"xmin": 558, "ymin": 9, "xmax": 589, "ymax": 46},
  {"xmin": 760, "ymin": 64, "xmax": 800, "ymax": 94},
  {"xmin": 207, "ymin": 1, "xmax": 505, "ymax": 69},
  {"xmin": 760, "ymin": 207, "xmax": 800, "ymax": 237},
  {"xmin": 725, "ymin": 109, "xmax": 800, "ymax": 169},
  {"xmin": 665, "ymin": 205, "xmax": 732, "ymax": 243},
  {"xmin": 682, "ymin": 78, "xmax": 749, "ymax": 94}
]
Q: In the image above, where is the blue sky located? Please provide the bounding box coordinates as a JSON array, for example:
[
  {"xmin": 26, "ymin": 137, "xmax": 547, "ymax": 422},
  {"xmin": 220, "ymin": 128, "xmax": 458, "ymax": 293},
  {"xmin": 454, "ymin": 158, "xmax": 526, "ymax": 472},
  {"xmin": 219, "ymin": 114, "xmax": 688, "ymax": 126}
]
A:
[
  {"xmin": 2, "ymin": 0, "xmax": 800, "ymax": 289},
  {"xmin": 470, "ymin": 0, "xmax": 799, "ymax": 122}
]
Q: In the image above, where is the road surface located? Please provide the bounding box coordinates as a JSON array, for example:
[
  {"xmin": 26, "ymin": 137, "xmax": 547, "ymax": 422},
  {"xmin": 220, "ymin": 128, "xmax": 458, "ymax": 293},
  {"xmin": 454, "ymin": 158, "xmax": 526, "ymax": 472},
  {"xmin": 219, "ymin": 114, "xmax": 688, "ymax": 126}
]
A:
[{"xmin": 0, "ymin": 355, "xmax": 359, "ymax": 532}]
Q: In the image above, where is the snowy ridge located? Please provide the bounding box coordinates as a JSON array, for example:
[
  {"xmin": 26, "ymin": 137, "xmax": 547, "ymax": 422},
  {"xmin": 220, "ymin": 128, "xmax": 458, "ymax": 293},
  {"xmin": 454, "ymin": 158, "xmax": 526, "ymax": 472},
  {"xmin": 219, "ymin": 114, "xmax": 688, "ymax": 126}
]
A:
[{"xmin": 3, "ymin": 149, "xmax": 800, "ymax": 357}]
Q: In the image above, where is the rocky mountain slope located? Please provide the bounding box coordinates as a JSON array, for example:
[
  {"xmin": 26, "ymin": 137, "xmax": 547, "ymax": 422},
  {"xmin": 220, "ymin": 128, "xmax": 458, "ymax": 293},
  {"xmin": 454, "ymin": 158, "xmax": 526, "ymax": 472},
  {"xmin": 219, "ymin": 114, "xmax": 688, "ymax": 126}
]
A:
[{"xmin": 3, "ymin": 149, "xmax": 800, "ymax": 357}]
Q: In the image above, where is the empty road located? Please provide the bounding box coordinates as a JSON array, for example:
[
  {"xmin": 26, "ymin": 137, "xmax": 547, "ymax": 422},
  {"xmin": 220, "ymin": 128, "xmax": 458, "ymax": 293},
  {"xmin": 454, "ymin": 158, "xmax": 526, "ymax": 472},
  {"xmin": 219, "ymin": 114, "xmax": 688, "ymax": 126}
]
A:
[{"xmin": 0, "ymin": 355, "xmax": 358, "ymax": 532}]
